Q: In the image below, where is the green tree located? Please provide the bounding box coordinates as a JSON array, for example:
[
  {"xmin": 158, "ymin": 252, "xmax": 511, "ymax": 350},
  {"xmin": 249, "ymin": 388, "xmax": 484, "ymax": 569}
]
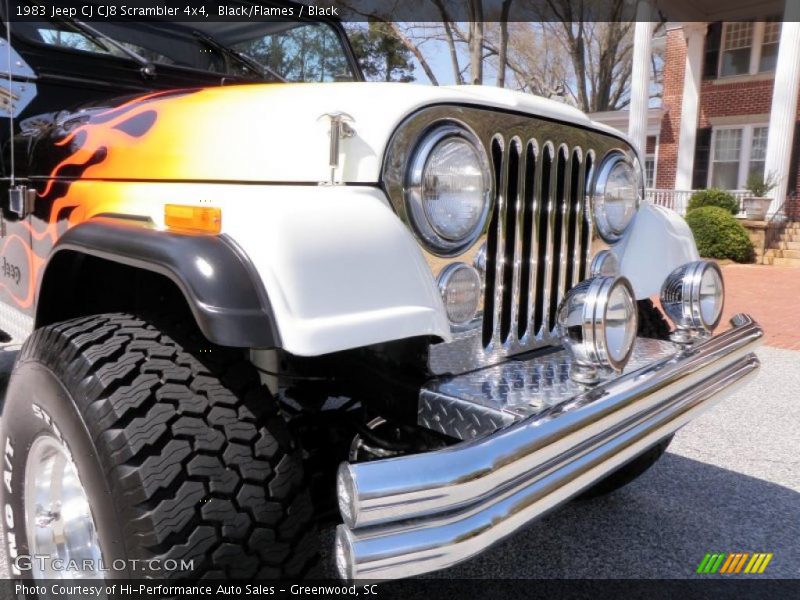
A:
[{"xmin": 348, "ymin": 22, "xmax": 416, "ymax": 82}]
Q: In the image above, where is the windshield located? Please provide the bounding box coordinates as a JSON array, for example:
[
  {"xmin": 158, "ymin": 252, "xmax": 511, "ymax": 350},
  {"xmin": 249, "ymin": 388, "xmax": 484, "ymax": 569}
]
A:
[{"xmin": 12, "ymin": 19, "xmax": 357, "ymax": 82}]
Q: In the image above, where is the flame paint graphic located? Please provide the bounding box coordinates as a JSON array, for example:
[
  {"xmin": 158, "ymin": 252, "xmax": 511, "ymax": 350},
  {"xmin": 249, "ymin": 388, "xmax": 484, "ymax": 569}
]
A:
[
  {"xmin": 34, "ymin": 90, "xmax": 192, "ymax": 243},
  {"xmin": 8, "ymin": 89, "xmax": 197, "ymax": 309},
  {"xmin": 8, "ymin": 83, "xmax": 286, "ymax": 311}
]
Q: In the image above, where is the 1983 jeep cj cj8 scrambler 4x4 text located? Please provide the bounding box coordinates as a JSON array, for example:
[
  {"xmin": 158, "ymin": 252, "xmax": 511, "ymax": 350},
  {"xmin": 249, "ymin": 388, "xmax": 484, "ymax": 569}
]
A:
[{"xmin": 0, "ymin": 3, "xmax": 763, "ymax": 581}]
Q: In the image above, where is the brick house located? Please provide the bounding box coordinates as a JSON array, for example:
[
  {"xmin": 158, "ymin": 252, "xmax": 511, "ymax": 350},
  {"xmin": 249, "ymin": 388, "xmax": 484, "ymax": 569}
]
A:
[
  {"xmin": 593, "ymin": 0, "xmax": 800, "ymax": 221},
  {"xmin": 655, "ymin": 20, "xmax": 799, "ymax": 213}
]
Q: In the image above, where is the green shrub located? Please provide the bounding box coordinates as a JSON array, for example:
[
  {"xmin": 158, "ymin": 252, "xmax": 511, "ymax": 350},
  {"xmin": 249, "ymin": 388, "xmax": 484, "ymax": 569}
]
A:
[
  {"xmin": 685, "ymin": 206, "xmax": 755, "ymax": 263},
  {"xmin": 687, "ymin": 188, "xmax": 740, "ymax": 215}
]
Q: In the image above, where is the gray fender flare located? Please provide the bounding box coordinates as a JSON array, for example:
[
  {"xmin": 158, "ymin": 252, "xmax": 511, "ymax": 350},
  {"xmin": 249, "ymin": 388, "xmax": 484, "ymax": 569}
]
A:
[{"xmin": 39, "ymin": 220, "xmax": 280, "ymax": 348}]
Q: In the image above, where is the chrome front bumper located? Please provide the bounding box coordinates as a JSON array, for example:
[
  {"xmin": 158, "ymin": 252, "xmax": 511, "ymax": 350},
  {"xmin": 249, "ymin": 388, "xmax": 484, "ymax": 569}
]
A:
[{"xmin": 334, "ymin": 314, "xmax": 763, "ymax": 580}]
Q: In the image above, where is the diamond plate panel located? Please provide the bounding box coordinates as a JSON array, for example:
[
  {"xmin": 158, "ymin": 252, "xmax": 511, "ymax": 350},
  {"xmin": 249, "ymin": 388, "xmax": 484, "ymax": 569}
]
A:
[{"xmin": 419, "ymin": 337, "xmax": 678, "ymax": 440}]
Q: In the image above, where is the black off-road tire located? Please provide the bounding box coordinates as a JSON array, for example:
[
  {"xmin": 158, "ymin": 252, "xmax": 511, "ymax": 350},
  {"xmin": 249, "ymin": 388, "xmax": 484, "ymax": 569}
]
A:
[
  {"xmin": 0, "ymin": 313, "xmax": 318, "ymax": 579},
  {"xmin": 580, "ymin": 300, "xmax": 674, "ymax": 499}
]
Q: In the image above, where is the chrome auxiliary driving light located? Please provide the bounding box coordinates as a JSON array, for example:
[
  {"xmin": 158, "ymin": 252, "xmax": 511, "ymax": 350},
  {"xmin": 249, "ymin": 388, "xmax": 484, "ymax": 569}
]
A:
[
  {"xmin": 660, "ymin": 260, "xmax": 724, "ymax": 343},
  {"xmin": 557, "ymin": 276, "xmax": 638, "ymax": 384},
  {"xmin": 438, "ymin": 262, "xmax": 482, "ymax": 326},
  {"xmin": 590, "ymin": 249, "xmax": 619, "ymax": 278}
]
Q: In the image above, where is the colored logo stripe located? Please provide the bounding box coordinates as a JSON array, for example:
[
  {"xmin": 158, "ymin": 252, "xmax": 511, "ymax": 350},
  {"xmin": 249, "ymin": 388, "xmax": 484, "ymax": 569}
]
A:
[
  {"xmin": 698, "ymin": 553, "xmax": 772, "ymax": 574},
  {"xmin": 745, "ymin": 553, "xmax": 773, "ymax": 574},
  {"xmin": 697, "ymin": 553, "xmax": 726, "ymax": 573},
  {"xmin": 719, "ymin": 554, "xmax": 736, "ymax": 574},
  {"xmin": 734, "ymin": 553, "xmax": 750, "ymax": 573}
]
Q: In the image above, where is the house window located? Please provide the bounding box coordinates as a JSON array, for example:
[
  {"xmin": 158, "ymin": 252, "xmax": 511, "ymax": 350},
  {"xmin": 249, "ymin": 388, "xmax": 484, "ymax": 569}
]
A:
[
  {"xmin": 644, "ymin": 135, "xmax": 658, "ymax": 188},
  {"xmin": 710, "ymin": 128, "xmax": 742, "ymax": 189},
  {"xmin": 749, "ymin": 126, "xmax": 769, "ymax": 179},
  {"xmin": 645, "ymin": 158, "xmax": 656, "ymax": 188},
  {"xmin": 759, "ymin": 20, "xmax": 781, "ymax": 72},
  {"xmin": 719, "ymin": 20, "xmax": 781, "ymax": 77},
  {"xmin": 720, "ymin": 23, "xmax": 753, "ymax": 77},
  {"xmin": 709, "ymin": 125, "xmax": 768, "ymax": 189}
]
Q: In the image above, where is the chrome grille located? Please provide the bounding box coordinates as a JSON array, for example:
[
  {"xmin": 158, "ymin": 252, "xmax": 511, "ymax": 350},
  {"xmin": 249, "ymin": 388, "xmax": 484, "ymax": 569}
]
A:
[
  {"xmin": 483, "ymin": 138, "xmax": 593, "ymax": 348},
  {"xmin": 380, "ymin": 105, "xmax": 629, "ymax": 375}
]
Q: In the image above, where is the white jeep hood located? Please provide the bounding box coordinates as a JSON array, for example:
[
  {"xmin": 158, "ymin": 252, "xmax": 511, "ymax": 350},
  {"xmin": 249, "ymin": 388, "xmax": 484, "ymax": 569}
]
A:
[
  {"xmin": 260, "ymin": 82, "xmax": 625, "ymax": 184},
  {"xmin": 85, "ymin": 82, "xmax": 624, "ymax": 185}
]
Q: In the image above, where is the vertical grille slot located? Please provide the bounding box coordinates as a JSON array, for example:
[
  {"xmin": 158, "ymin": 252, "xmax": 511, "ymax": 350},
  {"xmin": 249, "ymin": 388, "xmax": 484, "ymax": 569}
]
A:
[
  {"xmin": 547, "ymin": 147, "xmax": 568, "ymax": 333},
  {"xmin": 482, "ymin": 137, "xmax": 504, "ymax": 346},
  {"xmin": 532, "ymin": 144, "xmax": 552, "ymax": 337},
  {"xmin": 500, "ymin": 140, "xmax": 521, "ymax": 342},
  {"xmin": 578, "ymin": 153, "xmax": 594, "ymax": 281},
  {"xmin": 517, "ymin": 142, "xmax": 537, "ymax": 340},
  {"xmin": 564, "ymin": 149, "xmax": 582, "ymax": 294}
]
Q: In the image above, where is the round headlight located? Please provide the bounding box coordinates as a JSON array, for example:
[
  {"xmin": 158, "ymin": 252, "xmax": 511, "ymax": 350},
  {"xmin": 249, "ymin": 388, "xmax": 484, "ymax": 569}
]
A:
[
  {"xmin": 592, "ymin": 153, "xmax": 642, "ymax": 242},
  {"xmin": 438, "ymin": 263, "xmax": 482, "ymax": 325},
  {"xmin": 406, "ymin": 124, "xmax": 492, "ymax": 256},
  {"xmin": 557, "ymin": 276, "xmax": 638, "ymax": 383},
  {"xmin": 660, "ymin": 260, "xmax": 724, "ymax": 342}
]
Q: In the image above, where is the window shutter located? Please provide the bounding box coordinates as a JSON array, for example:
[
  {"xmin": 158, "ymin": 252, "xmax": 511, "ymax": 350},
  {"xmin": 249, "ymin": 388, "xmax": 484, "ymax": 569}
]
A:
[
  {"xmin": 692, "ymin": 127, "xmax": 713, "ymax": 190},
  {"xmin": 787, "ymin": 122, "xmax": 800, "ymax": 198},
  {"xmin": 703, "ymin": 22, "xmax": 723, "ymax": 80}
]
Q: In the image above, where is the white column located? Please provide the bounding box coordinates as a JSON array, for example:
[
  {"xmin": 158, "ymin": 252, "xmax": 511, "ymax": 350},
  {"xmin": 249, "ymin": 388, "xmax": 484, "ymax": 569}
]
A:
[
  {"xmin": 675, "ymin": 23, "xmax": 707, "ymax": 191},
  {"xmin": 628, "ymin": 1, "xmax": 653, "ymax": 158},
  {"xmin": 764, "ymin": 0, "xmax": 800, "ymax": 215}
]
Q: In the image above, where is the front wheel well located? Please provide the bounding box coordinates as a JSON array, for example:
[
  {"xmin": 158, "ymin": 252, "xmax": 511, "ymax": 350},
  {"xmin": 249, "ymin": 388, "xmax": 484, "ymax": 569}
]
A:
[{"xmin": 36, "ymin": 251, "xmax": 196, "ymax": 332}]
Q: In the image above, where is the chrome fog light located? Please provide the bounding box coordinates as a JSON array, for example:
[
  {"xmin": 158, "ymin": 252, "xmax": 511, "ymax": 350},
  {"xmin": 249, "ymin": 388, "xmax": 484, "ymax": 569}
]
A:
[
  {"xmin": 660, "ymin": 260, "xmax": 724, "ymax": 343},
  {"xmin": 438, "ymin": 263, "xmax": 482, "ymax": 325},
  {"xmin": 557, "ymin": 276, "xmax": 638, "ymax": 383}
]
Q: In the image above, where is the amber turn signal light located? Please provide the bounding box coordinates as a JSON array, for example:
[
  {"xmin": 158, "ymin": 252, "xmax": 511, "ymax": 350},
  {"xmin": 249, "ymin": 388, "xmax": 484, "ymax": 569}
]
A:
[{"xmin": 164, "ymin": 204, "xmax": 221, "ymax": 234}]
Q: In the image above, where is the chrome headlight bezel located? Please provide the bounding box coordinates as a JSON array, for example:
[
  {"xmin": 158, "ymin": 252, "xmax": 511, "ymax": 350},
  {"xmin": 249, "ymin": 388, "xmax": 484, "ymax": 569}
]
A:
[
  {"xmin": 405, "ymin": 122, "xmax": 493, "ymax": 257},
  {"xmin": 592, "ymin": 151, "xmax": 643, "ymax": 243},
  {"xmin": 660, "ymin": 260, "xmax": 725, "ymax": 341}
]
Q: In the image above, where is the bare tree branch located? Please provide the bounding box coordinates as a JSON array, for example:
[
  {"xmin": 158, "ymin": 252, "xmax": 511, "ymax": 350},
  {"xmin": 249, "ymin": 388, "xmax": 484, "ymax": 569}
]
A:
[
  {"xmin": 431, "ymin": 0, "xmax": 463, "ymax": 84},
  {"xmin": 338, "ymin": 2, "xmax": 440, "ymax": 85},
  {"xmin": 496, "ymin": 0, "xmax": 514, "ymax": 87}
]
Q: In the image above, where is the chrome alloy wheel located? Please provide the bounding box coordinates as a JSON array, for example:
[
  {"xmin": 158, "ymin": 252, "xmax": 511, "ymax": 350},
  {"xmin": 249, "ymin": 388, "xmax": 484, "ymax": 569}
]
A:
[{"xmin": 24, "ymin": 435, "xmax": 103, "ymax": 579}]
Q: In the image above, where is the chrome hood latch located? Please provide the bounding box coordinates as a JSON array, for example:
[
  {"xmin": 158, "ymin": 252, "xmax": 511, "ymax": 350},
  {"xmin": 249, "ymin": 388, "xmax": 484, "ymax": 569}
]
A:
[{"xmin": 318, "ymin": 111, "xmax": 355, "ymax": 185}]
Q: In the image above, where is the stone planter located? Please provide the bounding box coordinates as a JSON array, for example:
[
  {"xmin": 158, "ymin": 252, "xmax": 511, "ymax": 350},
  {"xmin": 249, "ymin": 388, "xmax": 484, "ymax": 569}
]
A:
[{"xmin": 743, "ymin": 197, "xmax": 771, "ymax": 221}]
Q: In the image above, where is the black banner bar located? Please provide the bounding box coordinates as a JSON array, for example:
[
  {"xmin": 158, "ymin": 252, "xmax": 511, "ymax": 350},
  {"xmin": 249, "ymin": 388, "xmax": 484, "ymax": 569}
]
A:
[
  {"xmin": 3, "ymin": 579, "xmax": 799, "ymax": 600},
  {"xmin": 2, "ymin": 0, "xmax": 796, "ymax": 23}
]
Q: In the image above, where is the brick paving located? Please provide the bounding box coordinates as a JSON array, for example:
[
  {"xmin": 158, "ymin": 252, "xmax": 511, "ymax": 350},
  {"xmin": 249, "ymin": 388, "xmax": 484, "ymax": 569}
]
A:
[{"xmin": 720, "ymin": 264, "xmax": 800, "ymax": 351}]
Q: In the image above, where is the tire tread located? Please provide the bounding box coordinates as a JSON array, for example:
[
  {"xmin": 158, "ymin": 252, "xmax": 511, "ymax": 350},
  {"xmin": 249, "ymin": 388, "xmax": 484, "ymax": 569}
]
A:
[{"xmin": 21, "ymin": 313, "xmax": 317, "ymax": 579}]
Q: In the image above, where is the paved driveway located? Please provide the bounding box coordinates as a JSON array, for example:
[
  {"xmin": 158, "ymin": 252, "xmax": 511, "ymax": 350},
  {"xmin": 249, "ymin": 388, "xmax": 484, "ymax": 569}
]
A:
[{"xmin": 720, "ymin": 264, "xmax": 800, "ymax": 351}]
